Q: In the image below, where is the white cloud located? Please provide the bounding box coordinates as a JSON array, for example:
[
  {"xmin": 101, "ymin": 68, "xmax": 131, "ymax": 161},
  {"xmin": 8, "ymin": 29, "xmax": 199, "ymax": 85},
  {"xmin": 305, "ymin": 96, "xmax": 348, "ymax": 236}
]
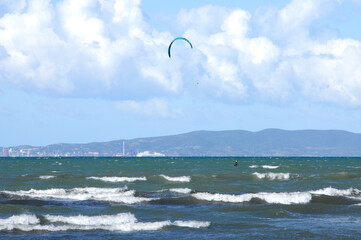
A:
[
  {"xmin": 290, "ymin": 39, "xmax": 361, "ymax": 105},
  {"xmin": 114, "ymin": 98, "xmax": 182, "ymax": 117},
  {"xmin": 0, "ymin": 0, "xmax": 26, "ymax": 14},
  {"xmin": 0, "ymin": 0, "xmax": 361, "ymax": 107},
  {"xmin": 0, "ymin": 0, "xmax": 179, "ymax": 98}
]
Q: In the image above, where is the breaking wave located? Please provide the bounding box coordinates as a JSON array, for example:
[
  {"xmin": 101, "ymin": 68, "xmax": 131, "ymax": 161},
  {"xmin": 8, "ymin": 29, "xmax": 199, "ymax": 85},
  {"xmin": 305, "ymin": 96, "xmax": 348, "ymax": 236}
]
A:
[
  {"xmin": 173, "ymin": 220, "xmax": 210, "ymax": 228},
  {"xmin": 310, "ymin": 187, "xmax": 361, "ymax": 200},
  {"xmin": 0, "ymin": 213, "xmax": 210, "ymax": 232},
  {"xmin": 192, "ymin": 192, "xmax": 312, "ymax": 204},
  {"xmin": 39, "ymin": 175, "xmax": 56, "ymax": 179},
  {"xmin": 160, "ymin": 175, "xmax": 191, "ymax": 182},
  {"xmin": 191, "ymin": 187, "xmax": 361, "ymax": 205},
  {"xmin": 249, "ymin": 165, "xmax": 279, "ymax": 169},
  {"xmin": 169, "ymin": 188, "xmax": 192, "ymax": 194},
  {"xmin": 252, "ymin": 172, "xmax": 292, "ymax": 180},
  {"xmin": 262, "ymin": 165, "xmax": 279, "ymax": 169},
  {"xmin": 1, "ymin": 187, "xmax": 156, "ymax": 204},
  {"xmin": 87, "ymin": 176, "xmax": 147, "ymax": 182}
]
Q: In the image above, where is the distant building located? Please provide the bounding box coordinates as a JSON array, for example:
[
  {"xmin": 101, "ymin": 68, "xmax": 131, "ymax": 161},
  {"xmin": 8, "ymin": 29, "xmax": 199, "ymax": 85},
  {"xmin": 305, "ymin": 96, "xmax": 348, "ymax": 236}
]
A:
[
  {"xmin": 88, "ymin": 152, "xmax": 99, "ymax": 157},
  {"xmin": 136, "ymin": 151, "xmax": 165, "ymax": 157},
  {"xmin": 3, "ymin": 148, "xmax": 9, "ymax": 157}
]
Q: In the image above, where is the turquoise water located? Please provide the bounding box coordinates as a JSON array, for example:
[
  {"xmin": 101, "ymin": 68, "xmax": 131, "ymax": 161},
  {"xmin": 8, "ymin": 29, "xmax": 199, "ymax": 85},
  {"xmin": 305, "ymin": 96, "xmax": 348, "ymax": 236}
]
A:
[{"xmin": 0, "ymin": 157, "xmax": 360, "ymax": 239}]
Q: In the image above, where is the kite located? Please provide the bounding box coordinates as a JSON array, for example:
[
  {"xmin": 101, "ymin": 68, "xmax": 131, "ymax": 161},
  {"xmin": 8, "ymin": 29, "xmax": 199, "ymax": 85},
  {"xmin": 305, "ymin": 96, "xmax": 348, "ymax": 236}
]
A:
[{"xmin": 168, "ymin": 37, "xmax": 193, "ymax": 58}]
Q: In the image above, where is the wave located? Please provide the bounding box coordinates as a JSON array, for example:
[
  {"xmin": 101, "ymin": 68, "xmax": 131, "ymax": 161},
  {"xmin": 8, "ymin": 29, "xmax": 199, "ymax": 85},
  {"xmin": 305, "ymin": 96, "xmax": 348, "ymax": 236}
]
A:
[
  {"xmin": 1, "ymin": 187, "xmax": 156, "ymax": 204},
  {"xmin": 191, "ymin": 187, "xmax": 361, "ymax": 205},
  {"xmin": 249, "ymin": 165, "xmax": 279, "ymax": 169},
  {"xmin": 252, "ymin": 172, "xmax": 292, "ymax": 180},
  {"xmin": 87, "ymin": 176, "xmax": 146, "ymax": 182},
  {"xmin": 320, "ymin": 172, "xmax": 361, "ymax": 180},
  {"xmin": 169, "ymin": 188, "xmax": 192, "ymax": 194},
  {"xmin": 310, "ymin": 187, "xmax": 361, "ymax": 200},
  {"xmin": 39, "ymin": 175, "xmax": 56, "ymax": 180},
  {"xmin": 160, "ymin": 175, "xmax": 191, "ymax": 182},
  {"xmin": 192, "ymin": 192, "xmax": 312, "ymax": 204},
  {"xmin": 0, "ymin": 213, "xmax": 210, "ymax": 232},
  {"xmin": 262, "ymin": 165, "xmax": 279, "ymax": 169},
  {"xmin": 173, "ymin": 220, "xmax": 210, "ymax": 228}
]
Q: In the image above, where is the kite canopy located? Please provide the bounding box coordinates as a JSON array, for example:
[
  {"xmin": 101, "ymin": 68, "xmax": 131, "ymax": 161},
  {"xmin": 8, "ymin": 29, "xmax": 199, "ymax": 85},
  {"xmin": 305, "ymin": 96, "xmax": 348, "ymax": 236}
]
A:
[{"xmin": 168, "ymin": 37, "xmax": 193, "ymax": 58}]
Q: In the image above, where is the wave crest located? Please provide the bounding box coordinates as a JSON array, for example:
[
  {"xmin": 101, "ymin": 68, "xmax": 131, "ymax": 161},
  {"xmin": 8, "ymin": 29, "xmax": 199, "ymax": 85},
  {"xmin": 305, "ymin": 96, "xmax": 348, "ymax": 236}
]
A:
[
  {"xmin": 87, "ymin": 176, "xmax": 146, "ymax": 182},
  {"xmin": 1, "ymin": 187, "xmax": 155, "ymax": 204},
  {"xmin": 169, "ymin": 188, "xmax": 192, "ymax": 194},
  {"xmin": 192, "ymin": 192, "xmax": 312, "ymax": 204},
  {"xmin": 0, "ymin": 213, "xmax": 210, "ymax": 232},
  {"xmin": 160, "ymin": 175, "xmax": 191, "ymax": 182},
  {"xmin": 39, "ymin": 175, "xmax": 56, "ymax": 180},
  {"xmin": 253, "ymin": 172, "xmax": 291, "ymax": 180}
]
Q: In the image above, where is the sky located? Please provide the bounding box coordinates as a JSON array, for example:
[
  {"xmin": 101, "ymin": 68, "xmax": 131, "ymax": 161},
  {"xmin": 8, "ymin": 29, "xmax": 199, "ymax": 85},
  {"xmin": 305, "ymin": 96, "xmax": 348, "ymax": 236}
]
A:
[{"xmin": 1, "ymin": 0, "xmax": 361, "ymax": 147}]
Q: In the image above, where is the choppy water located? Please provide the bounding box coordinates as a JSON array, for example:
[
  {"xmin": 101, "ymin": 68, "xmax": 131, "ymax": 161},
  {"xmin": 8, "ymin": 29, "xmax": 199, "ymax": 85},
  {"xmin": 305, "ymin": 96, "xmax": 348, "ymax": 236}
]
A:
[{"xmin": 0, "ymin": 157, "xmax": 360, "ymax": 239}]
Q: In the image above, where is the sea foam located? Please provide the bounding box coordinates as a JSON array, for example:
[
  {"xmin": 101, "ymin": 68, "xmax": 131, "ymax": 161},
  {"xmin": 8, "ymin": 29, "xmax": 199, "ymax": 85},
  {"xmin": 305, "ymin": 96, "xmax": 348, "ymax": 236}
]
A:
[
  {"xmin": 0, "ymin": 214, "xmax": 40, "ymax": 229},
  {"xmin": 310, "ymin": 187, "xmax": 360, "ymax": 199},
  {"xmin": 249, "ymin": 165, "xmax": 279, "ymax": 169},
  {"xmin": 173, "ymin": 220, "xmax": 211, "ymax": 228},
  {"xmin": 169, "ymin": 188, "xmax": 192, "ymax": 194},
  {"xmin": 192, "ymin": 187, "xmax": 361, "ymax": 205},
  {"xmin": 253, "ymin": 172, "xmax": 291, "ymax": 180},
  {"xmin": 87, "ymin": 176, "xmax": 146, "ymax": 182},
  {"xmin": 39, "ymin": 175, "xmax": 56, "ymax": 179},
  {"xmin": 192, "ymin": 192, "xmax": 312, "ymax": 204},
  {"xmin": 262, "ymin": 165, "xmax": 279, "ymax": 169},
  {"xmin": 160, "ymin": 175, "xmax": 191, "ymax": 182},
  {"xmin": 0, "ymin": 213, "xmax": 210, "ymax": 232},
  {"xmin": 1, "ymin": 187, "xmax": 156, "ymax": 204}
]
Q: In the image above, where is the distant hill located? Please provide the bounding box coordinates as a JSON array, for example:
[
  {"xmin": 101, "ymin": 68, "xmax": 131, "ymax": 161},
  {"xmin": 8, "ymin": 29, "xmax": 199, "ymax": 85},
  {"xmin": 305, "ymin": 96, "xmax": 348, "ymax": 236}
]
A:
[{"xmin": 2, "ymin": 129, "xmax": 361, "ymax": 157}]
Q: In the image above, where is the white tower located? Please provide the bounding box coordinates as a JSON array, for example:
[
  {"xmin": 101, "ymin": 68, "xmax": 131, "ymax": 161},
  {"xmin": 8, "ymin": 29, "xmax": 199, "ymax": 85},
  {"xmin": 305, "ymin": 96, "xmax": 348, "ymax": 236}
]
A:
[{"xmin": 123, "ymin": 141, "xmax": 125, "ymax": 156}]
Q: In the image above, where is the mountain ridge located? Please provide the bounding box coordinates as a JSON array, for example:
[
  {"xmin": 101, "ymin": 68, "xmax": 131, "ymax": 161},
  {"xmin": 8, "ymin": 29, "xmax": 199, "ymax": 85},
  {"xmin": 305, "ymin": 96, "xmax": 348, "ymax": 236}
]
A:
[{"xmin": 2, "ymin": 129, "xmax": 361, "ymax": 157}]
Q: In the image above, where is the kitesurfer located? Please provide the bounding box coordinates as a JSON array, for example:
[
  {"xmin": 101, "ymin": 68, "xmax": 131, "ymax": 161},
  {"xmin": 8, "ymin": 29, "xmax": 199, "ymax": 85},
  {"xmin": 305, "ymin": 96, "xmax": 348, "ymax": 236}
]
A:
[{"xmin": 234, "ymin": 160, "xmax": 238, "ymax": 166}]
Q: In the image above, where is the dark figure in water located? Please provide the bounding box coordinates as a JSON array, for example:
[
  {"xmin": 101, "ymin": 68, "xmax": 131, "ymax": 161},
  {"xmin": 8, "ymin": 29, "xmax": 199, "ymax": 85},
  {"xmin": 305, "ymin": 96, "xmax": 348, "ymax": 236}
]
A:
[{"xmin": 234, "ymin": 160, "xmax": 238, "ymax": 166}]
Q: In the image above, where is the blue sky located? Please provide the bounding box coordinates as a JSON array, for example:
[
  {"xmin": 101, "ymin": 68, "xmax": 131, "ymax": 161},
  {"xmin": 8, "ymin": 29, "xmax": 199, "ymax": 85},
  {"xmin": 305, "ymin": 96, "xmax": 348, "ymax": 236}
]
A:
[{"xmin": 1, "ymin": 0, "xmax": 361, "ymax": 147}]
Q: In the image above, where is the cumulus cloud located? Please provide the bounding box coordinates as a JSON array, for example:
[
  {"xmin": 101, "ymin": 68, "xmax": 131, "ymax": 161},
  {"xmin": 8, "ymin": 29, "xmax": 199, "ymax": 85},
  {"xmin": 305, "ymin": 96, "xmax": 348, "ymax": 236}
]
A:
[
  {"xmin": 0, "ymin": 0, "xmax": 178, "ymax": 98},
  {"xmin": 114, "ymin": 98, "xmax": 182, "ymax": 117},
  {"xmin": 0, "ymin": 0, "xmax": 361, "ymax": 107},
  {"xmin": 181, "ymin": 0, "xmax": 361, "ymax": 105}
]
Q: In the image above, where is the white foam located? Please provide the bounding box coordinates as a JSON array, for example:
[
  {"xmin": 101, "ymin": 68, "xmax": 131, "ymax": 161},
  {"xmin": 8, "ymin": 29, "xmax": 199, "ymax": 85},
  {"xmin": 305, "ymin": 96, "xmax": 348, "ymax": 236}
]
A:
[
  {"xmin": 160, "ymin": 175, "xmax": 191, "ymax": 182},
  {"xmin": 192, "ymin": 187, "xmax": 361, "ymax": 205},
  {"xmin": 1, "ymin": 187, "xmax": 156, "ymax": 204},
  {"xmin": 45, "ymin": 213, "xmax": 137, "ymax": 226},
  {"xmin": 173, "ymin": 220, "xmax": 210, "ymax": 228},
  {"xmin": 253, "ymin": 172, "xmax": 291, "ymax": 180},
  {"xmin": 192, "ymin": 191, "xmax": 312, "ymax": 204},
  {"xmin": 87, "ymin": 176, "xmax": 146, "ymax": 182},
  {"xmin": 0, "ymin": 213, "xmax": 210, "ymax": 232},
  {"xmin": 43, "ymin": 213, "xmax": 171, "ymax": 232},
  {"xmin": 39, "ymin": 175, "xmax": 56, "ymax": 179},
  {"xmin": 169, "ymin": 188, "xmax": 192, "ymax": 194},
  {"xmin": 262, "ymin": 165, "xmax": 279, "ymax": 169},
  {"xmin": 0, "ymin": 214, "xmax": 39, "ymax": 231},
  {"xmin": 249, "ymin": 165, "xmax": 258, "ymax": 168},
  {"xmin": 310, "ymin": 187, "xmax": 360, "ymax": 198}
]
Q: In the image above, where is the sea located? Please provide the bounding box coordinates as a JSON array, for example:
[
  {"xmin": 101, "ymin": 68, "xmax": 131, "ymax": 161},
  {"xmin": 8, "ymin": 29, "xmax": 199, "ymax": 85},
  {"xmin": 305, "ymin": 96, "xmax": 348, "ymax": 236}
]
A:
[{"xmin": 0, "ymin": 157, "xmax": 360, "ymax": 239}]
